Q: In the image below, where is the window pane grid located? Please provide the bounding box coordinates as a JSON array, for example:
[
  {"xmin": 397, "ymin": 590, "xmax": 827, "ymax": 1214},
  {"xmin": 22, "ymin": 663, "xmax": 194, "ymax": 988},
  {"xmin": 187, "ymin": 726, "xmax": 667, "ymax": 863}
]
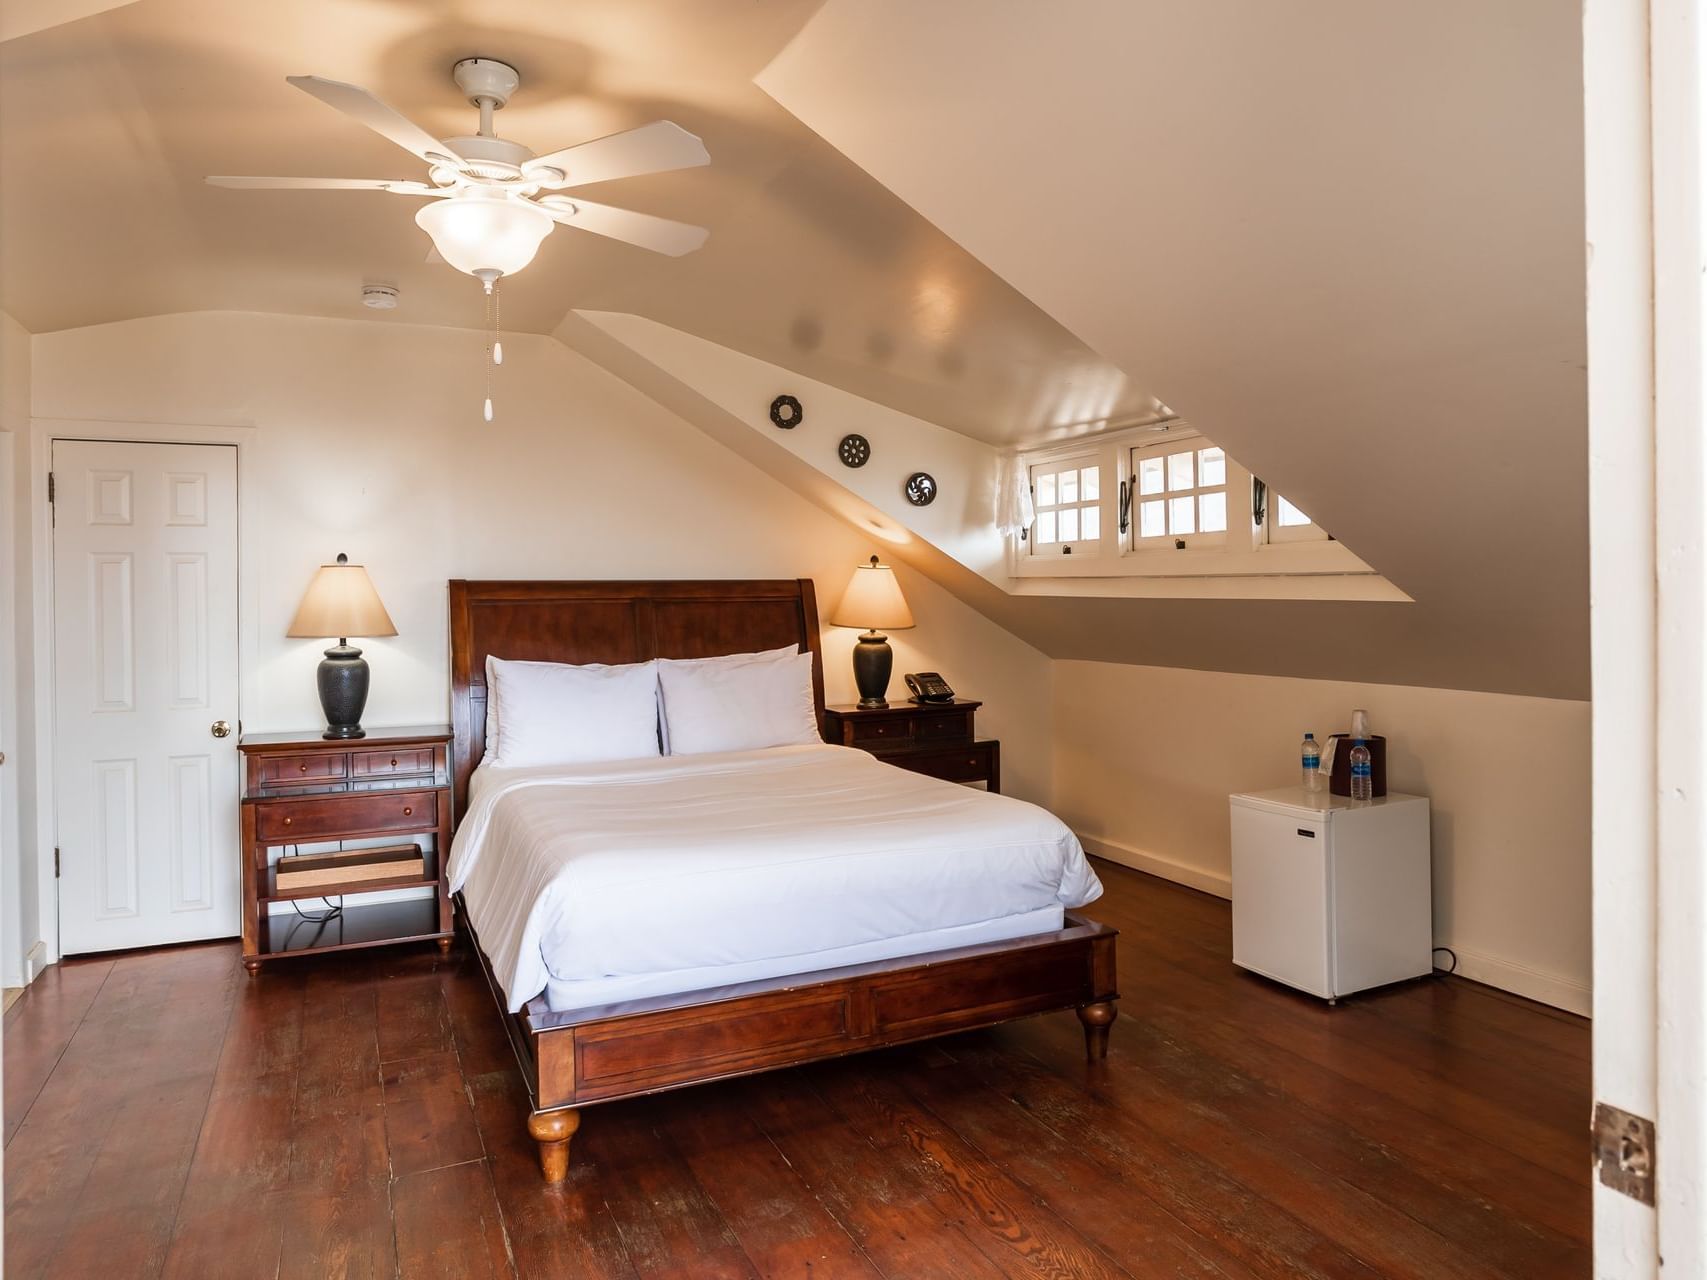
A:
[
  {"xmin": 1131, "ymin": 444, "xmax": 1227, "ymax": 542},
  {"xmin": 1029, "ymin": 462, "xmax": 1101, "ymax": 550}
]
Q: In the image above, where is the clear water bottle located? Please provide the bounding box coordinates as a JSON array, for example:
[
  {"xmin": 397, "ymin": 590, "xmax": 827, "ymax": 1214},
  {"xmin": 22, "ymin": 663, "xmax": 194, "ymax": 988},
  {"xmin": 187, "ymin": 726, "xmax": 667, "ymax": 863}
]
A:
[
  {"xmin": 1349, "ymin": 739, "xmax": 1373, "ymax": 802},
  {"xmin": 1300, "ymin": 733, "xmax": 1323, "ymax": 792}
]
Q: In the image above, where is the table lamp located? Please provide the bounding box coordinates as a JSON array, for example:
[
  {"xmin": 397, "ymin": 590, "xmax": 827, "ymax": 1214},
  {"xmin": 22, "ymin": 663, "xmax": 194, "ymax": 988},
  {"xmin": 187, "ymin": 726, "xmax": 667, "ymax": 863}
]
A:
[
  {"xmin": 830, "ymin": 555, "xmax": 915, "ymax": 708},
  {"xmin": 286, "ymin": 553, "xmax": 398, "ymax": 739}
]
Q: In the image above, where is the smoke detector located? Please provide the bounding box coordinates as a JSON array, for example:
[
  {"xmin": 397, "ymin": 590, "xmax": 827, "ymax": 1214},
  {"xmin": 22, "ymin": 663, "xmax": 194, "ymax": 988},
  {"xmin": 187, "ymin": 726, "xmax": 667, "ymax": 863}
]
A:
[{"xmin": 361, "ymin": 283, "xmax": 400, "ymax": 310}]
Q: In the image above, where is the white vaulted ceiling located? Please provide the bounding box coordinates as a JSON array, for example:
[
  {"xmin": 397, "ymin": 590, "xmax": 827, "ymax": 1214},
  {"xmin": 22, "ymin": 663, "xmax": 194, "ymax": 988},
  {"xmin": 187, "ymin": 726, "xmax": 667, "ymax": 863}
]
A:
[
  {"xmin": 0, "ymin": 0, "xmax": 1163, "ymax": 444},
  {"xmin": 758, "ymin": 0, "xmax": 1589, "ymax": 697},
  {"xmin": 1, "ymin": 0, "xmax": 1590, "ymax": 697}
]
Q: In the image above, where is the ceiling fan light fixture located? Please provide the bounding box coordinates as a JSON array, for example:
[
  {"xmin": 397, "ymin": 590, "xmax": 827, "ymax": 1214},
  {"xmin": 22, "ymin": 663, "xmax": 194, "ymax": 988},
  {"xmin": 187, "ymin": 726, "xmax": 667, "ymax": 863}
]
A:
[{"xmin": 414, "ymin": 193, "xmax": 552, "ymax": 280}]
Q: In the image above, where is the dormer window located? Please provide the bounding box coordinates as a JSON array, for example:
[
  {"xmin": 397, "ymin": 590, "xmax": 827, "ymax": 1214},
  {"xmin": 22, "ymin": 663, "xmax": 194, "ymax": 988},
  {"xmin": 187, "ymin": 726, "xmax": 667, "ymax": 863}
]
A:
[
  {"xmin": 1011, "ymin": 423, "xmax": 1368, "ymax": 582},
  {"xmin": 1028, "ymin": 456, "xmax": 1102, "ymax": 557},
  {"xmin": 1132, "ymin": 439, "xmax": 1227, "ymax": 548}
]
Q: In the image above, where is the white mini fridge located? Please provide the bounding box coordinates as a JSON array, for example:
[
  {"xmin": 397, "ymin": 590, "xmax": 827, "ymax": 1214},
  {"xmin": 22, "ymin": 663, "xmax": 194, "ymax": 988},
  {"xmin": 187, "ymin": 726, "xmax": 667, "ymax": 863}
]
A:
[{"xmin": 1229, "ymin": 787, "xmax": 1432, "ymax": 1001}]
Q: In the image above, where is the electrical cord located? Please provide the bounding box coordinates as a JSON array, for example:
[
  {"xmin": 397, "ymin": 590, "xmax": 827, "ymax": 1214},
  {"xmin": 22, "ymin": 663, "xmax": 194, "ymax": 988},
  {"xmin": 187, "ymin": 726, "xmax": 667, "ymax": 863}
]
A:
[
  {"xmin": 281, "ymin": 842, "xmax": 343, "ymax": 924},
  {"xmin": 1432, "ymin": 946, "xmax": 1459, "ymax": 975}
]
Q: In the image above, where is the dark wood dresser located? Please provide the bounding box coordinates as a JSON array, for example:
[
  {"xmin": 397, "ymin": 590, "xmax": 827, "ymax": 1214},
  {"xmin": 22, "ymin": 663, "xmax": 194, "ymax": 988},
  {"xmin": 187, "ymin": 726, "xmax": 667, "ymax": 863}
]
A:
[
  {"xmin": 822, "ymin": 698, "xmax": 1000, "ymax": 792},
  {"xmin": 237, "ymin": 724, "xmax": 453, "ymax": 972}
]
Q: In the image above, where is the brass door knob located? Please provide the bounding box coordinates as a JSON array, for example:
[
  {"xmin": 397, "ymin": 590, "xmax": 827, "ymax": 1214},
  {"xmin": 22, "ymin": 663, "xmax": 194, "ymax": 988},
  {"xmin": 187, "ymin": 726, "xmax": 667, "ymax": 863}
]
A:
[{"xmin": 211, "ymin": 720, "xmax": 232, "ymax": 738}]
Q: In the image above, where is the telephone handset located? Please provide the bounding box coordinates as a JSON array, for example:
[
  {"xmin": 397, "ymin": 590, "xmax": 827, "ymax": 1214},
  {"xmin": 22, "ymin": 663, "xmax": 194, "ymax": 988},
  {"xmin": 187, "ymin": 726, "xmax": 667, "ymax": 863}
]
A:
[{"xmin": 904, "ymin": 672, "xmax": 956, "ymax": 703}]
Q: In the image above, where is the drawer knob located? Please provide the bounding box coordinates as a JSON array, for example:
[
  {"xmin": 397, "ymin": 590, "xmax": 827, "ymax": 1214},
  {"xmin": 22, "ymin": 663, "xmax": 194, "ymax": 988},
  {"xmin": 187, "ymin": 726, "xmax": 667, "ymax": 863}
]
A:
[
  {"xmin": 403, "ymin": 806, "xmax": 412, "ymax": 817},
  {"xmin": 282, "ymin": 816, "xmax": 292, "ymax": 826},
  {"xmin": 390, "ymin": 758, "xmax": 398, "ymax": 768},
  {"xmin": 299, "ymin": 762, "xmax": 309, "ymax": 772}
]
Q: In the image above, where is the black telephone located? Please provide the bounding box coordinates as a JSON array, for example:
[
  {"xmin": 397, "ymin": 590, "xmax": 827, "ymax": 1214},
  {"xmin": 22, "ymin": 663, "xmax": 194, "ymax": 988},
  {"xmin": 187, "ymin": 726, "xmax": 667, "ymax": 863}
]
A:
[{"xmin": 904, "ymin": 672, "xmax": 956, "ymax": 703}]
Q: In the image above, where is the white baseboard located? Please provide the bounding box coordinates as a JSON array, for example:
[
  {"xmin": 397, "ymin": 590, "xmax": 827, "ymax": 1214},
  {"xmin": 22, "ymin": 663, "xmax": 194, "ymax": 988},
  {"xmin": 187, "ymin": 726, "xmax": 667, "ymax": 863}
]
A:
[
  {"xmin": 24, "ymin": 940, "xmax": 47, "ymax": 984},
  {"xmin": 1079, "ymin": 833, "xmax": 1232, "ymax": 900},
  {"xmin": 1080, "ymin": 832, "xmax": 1591, "ymax": 1018},
  {"xmin": 1434, "ymin": 943, "xmax": 1591, "ymax": 1017}
]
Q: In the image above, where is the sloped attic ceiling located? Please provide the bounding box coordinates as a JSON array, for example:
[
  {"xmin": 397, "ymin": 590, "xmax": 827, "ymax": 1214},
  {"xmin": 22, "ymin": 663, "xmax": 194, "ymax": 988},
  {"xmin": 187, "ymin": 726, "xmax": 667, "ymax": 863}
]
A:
[
  {"xmin": 2, "ymin": 0, "xmax": 1590, "ymax": 699},
  {"xmin": 759, "ymin": 0, "xmax": 1590, "ymax": 699},
  {"xmin": 0, "ymin": 0, "xmax": 1163, "ymax": 444}
]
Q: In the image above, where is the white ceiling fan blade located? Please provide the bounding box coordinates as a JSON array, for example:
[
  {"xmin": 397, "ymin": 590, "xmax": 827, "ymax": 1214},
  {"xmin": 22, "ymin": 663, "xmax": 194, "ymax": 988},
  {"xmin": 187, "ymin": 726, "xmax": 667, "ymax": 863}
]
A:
[
  {"xmin": 524, "ymin": 121, "xmax": 709, "ymax": 189},
  {"xmin": 206, "ymin": 176, "xmax": 440, "ymax": 194},
  {"xmin": 286, "ymin": 75, "xmax": 460, "ymax": 166},
  {"xmin": 540, "ymin": 197, "xmax": 709, "ymax": 256}
]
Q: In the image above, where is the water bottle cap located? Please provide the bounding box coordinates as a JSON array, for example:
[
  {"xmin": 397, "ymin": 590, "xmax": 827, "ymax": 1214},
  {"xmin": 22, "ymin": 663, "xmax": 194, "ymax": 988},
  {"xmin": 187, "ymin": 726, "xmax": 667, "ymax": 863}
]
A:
[
  {"xmin": 1304, "ymin": 733, "xmax": 1314, "ymax": 739},
  {"xmin": 1354, "ymin": 738, "xmax": 1367, "ymax": 746}
]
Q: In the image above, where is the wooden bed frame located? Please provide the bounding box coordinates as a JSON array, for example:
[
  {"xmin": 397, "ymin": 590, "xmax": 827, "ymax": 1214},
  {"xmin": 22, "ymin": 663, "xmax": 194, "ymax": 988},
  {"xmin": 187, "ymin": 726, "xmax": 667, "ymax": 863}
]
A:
[{"xmin": 447, "ymin": 578, "xmax": 1118, "ymax": 1183}]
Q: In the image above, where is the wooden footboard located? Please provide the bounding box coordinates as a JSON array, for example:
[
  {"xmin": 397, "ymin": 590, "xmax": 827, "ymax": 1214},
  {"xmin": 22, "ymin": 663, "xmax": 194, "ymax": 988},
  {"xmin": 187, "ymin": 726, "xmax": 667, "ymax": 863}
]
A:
[{"xmin": 457, "ymin": 896, "xmax": 1118, "ymax": 1184}]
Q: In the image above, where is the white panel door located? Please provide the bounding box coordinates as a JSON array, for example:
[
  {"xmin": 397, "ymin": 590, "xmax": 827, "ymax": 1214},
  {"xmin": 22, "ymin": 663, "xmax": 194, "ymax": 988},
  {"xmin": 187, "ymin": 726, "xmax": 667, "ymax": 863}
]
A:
[{"xmin": 53, "ymin": 440, "xmax": 240, "ymax": 953}]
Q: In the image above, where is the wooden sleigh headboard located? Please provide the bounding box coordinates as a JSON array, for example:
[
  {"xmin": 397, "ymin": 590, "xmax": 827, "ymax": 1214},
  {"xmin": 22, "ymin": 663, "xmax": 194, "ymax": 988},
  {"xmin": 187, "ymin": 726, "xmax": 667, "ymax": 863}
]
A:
[{"xmin": 447, "ymin": 578, "xmax": 825, "ymax": 819}]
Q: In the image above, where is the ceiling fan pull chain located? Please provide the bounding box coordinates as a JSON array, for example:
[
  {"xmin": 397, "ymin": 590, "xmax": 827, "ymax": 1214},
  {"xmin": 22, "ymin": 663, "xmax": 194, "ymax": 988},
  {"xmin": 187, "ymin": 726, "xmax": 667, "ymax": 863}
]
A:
[
  {"xmin": 493, "ymin": 278, "xmax": 503, "ymax": 366},
  {"xmin": 482, "ymin": 281, "xmax": 495, "ymax": 423}
]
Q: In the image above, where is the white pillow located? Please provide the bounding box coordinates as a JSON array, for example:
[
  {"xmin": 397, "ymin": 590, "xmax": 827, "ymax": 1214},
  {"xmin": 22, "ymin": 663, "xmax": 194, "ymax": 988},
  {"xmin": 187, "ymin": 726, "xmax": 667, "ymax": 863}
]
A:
[
  {"xmin": 658, "ymin": 649, "xmax": 820, "ymax": 755},
  {"xmin": 653, "ymin": 644, "xmax": 798, "ymax": 754},
  {"xmin": 485, "ymin": 655, "xmax": 662, "ymax": 767}
]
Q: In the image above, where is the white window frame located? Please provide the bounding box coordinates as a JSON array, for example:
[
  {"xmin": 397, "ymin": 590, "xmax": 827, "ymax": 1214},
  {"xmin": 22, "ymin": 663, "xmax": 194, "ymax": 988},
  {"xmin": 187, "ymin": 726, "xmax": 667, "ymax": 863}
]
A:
[
  {"xmin": 1262, "ymin": 485, "xmax": 1330, "ymax": 544},
  {"xmin": 1008, "ymin": 422, "xmax": 1373, "ymax": 581},
  {"xmin": 1025, "ymin": 452, "xmax": 1106, "ymax": 560},
  {"xmin": 1129, "ymin": 436, "xmax": 1232, "ymax": 551}
]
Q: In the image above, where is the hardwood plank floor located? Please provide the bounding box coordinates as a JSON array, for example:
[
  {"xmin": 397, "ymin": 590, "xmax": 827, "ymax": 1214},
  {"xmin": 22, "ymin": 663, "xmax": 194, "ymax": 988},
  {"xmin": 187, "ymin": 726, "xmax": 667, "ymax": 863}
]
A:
[{"xmin": 2, "ymin": 862, "xmax": 1591, "ymax": 1278}]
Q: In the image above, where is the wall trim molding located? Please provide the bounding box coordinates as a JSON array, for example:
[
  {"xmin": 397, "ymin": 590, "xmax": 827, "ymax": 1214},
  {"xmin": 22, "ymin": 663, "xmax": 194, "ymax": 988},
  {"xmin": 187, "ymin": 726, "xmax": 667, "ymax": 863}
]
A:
[
  {"xmin": 1081, "ymin": 831, "xmax": 1591, "ymax": 1016},
  {"xmin": 1079, "ymin": 833, "xmax": 1232, "ymax": 899},
  {"xmin": 1436, "ymin": 942, "xmax": 1592, "ymax": 1017}
]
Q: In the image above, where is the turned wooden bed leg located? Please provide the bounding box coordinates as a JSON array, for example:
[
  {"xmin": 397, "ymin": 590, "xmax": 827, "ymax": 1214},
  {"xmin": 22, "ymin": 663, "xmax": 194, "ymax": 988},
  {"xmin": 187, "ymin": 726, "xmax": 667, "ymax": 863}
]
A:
[
  {"xmin": 1077, "ymin": 1000, "xmax": 1117, "ymax": 1061},
  {"xmin": 527, "ymin": 1108, "xmax": 580, "ymax": 1184}
]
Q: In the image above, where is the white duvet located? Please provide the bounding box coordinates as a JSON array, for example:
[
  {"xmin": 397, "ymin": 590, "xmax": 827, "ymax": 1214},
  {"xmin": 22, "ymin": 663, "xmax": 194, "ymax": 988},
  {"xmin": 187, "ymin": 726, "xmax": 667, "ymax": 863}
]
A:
[{"xmin": 448, "ymin": 743, "xmax": 1103, "ymax": 1012}]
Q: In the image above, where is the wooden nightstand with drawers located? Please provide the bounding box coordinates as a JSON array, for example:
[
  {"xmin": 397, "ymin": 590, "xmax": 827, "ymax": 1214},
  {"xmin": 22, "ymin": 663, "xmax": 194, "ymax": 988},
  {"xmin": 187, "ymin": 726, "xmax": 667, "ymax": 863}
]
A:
[
  {"xmin": 237, "ymin": 725, "xmax": 453, "ymax": 973},
  {"xmin": 822, "ymin": 698, "xmax": 1000, "ymax": 793}
]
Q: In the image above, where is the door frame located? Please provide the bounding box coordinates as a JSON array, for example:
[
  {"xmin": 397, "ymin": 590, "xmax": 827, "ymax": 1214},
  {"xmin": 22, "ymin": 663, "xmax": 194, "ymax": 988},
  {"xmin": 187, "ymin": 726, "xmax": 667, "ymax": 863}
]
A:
[
  {"xmin": 27, "ymin": 417, "xmax": 257, "ymax": 965},
  {"xmin": 1584, "ymin": 0, "xmax": 1705, "ymax": 1271},
  {"xmin": 1, "ymin": 431, "xmax": 19, "ymax": 987}
]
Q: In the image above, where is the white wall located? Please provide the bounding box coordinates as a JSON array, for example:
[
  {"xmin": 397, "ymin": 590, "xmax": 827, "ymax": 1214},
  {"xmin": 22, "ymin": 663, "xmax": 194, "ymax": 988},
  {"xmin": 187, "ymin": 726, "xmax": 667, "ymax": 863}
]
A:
[
  {"xmin": 21, "ymin": 309, "xmax": 1591, "ymax": 1019},
  {"xmin": 1, "ymin": 309, "xmax": 36, "ymax": 988},
  {"xmin": 26, "ymin": 312, "xmax": 1054, "ymax": 806},
  {"xmin": 573, "ymin": 311, "xmax": 1010, "ymax": 585},
  {"xmin": 1054, "ymin": 660, "xmax": 1591, "ymax": 1013}
]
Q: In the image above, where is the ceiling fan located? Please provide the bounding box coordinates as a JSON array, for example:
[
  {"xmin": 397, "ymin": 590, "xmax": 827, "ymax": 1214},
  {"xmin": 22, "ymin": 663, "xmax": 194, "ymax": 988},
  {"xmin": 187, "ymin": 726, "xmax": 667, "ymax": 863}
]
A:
[{"xmin": 208, "ymin": 58, "xmax": 711, "ymax": 283}]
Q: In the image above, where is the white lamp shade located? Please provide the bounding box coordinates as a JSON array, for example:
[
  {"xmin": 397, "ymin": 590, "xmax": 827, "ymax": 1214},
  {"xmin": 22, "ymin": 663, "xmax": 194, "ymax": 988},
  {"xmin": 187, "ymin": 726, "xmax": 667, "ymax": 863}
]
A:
[
  {"xmin": 831, "ymin": 559, "xmax": 915, "ymax": 631},
  {"xmin": 286, "ymin": 559, "xmax": 398, "ymax": 640},
  {"xmin": 415, "ymin": 194, "xmax": 553, "ymax": 279}
]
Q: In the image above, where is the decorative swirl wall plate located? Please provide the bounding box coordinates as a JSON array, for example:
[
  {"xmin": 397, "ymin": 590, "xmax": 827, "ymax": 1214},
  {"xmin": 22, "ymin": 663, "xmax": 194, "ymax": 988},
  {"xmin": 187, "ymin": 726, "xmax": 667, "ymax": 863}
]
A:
[{"xmin": 904, "ymin": 472, "xmax": 938, "ymax": 506}]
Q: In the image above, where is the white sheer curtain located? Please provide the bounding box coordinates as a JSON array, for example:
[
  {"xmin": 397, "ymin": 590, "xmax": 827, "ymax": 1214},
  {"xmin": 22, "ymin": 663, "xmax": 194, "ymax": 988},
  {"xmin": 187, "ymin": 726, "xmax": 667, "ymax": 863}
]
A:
[{"xmin": 996, "ymin": 455, "xmax": 1035, "ymax": 537}]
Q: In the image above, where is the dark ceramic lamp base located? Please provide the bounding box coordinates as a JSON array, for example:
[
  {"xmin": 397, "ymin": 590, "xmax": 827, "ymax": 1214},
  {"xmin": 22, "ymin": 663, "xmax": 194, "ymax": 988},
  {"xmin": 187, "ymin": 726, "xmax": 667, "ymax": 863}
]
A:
[
  {"xmin": 853, "ymin": 631, "xmax": 893, "ymax": 708},
  {"xmin": 317, "ymin": 641, "xmax": 370, "ymax": 739}
]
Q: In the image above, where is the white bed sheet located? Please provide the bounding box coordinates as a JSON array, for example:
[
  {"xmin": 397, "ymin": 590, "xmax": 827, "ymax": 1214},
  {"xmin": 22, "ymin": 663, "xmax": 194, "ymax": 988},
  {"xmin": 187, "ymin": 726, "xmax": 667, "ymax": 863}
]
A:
[{"xmin": 448, "ymin": 743, "xmax": 1103, "ymax": 1012}]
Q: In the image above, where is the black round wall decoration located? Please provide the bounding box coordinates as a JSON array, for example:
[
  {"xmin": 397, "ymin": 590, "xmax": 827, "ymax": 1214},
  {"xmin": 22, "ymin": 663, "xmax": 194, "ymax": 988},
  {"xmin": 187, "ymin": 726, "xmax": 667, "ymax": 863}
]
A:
[
  {"xmin": 838, "ymin": 433, "xmax": 871, "ymax": 468},
  {"xmin": 769, "ymin": 394, "xmax": 803, "ymax": 429},
  {"xmin": 904, "ymin": 472, "xmax": 938, "ymax": 506}
]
